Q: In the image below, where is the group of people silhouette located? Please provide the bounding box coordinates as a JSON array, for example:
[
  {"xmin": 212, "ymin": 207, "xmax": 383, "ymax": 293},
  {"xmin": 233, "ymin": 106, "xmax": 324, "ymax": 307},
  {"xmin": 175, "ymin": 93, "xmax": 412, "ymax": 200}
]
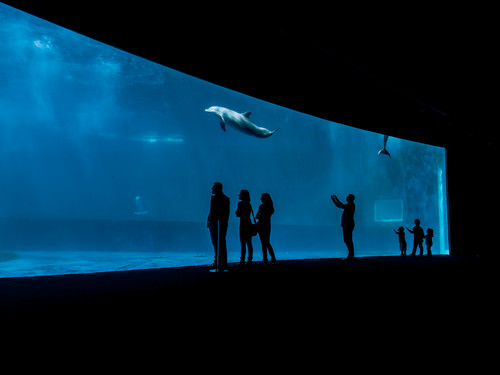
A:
[
  {"xmin": 207, "ymin": 182, "xmax": 276, "ymax": 271},
  {"xmin": 394, "ymin": 219, "xmax": 433, "ymax": 257},
  {"xmin": 207, "ymin": 184, "xmax": 435, "ymax": 270},
  {"xmin": 330, "ymin": 195, "xmax": 435, "ymax": 260}
]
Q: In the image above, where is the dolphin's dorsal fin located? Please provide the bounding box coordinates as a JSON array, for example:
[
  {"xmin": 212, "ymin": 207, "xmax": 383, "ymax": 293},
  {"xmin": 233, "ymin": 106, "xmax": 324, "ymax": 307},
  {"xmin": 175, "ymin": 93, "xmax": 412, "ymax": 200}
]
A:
[
  {"xmin": 241, "ymin": 111, "xmax": 252, "ymax": 118},
  {"xmin": 219, "ymin": 120, "xmax": 226, "ymax": 132}
]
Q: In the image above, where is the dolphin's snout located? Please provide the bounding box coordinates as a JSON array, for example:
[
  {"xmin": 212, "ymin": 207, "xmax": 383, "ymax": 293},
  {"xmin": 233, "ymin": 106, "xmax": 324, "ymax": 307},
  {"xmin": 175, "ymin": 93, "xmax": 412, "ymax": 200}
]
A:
[{"xmin": 205, "ymin": 107, "xmax": 218, "ymax": 115}]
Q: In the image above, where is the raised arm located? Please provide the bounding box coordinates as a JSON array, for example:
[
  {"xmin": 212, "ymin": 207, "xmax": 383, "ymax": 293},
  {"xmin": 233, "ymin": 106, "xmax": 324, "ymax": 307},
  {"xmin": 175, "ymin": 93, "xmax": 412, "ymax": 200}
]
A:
[{"xmin": 331, "ymin": 195, "xmax": 345, "ymax": 209}]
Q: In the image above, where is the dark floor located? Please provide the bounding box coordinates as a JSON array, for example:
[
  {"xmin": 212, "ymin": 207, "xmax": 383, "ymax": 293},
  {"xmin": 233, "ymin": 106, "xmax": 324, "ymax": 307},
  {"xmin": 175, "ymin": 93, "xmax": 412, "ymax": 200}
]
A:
[
  {"xmin": 1, "ymin": 255, "xmax": 490, "ymax": 319},
  {"xmin": 1, "ymin": 255, "xmax": 492, "ymax": 365}
]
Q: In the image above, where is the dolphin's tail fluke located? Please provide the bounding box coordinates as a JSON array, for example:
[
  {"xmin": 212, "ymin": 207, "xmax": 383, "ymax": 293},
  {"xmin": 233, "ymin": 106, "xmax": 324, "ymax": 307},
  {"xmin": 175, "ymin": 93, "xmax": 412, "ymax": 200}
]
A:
[
  {"xmin": 378, "ymin": 148, "xmax": 391, "ymax": 158},
  {"xmin": 261, "ymin": 128, "xmax": 280, "ymax": 138}
]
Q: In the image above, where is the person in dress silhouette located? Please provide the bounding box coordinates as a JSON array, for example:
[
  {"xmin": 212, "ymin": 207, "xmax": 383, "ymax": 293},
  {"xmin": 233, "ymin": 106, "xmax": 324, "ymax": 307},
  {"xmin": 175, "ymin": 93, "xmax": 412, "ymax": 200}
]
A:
[
  {"xmin": 207, "ymin": 182, "xmax": 230, "ymax": 270},
  {"xmin": 331, "ymin": 194, "xmax": 355, "ymax": 260},
  {"xmin": 256, "ymin": 193, "xmax": 276, "ymax": 264}
]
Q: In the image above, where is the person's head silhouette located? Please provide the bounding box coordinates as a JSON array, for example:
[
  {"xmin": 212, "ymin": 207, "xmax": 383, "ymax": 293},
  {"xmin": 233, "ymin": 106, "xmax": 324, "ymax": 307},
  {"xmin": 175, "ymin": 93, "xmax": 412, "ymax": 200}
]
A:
[
  {"xmin": 238, "ymin": 189, "xmax": 250, "ymax": 202},
  {"xmin": 212, "ymin": 182, "xmax": 223, "ymax": 195}
]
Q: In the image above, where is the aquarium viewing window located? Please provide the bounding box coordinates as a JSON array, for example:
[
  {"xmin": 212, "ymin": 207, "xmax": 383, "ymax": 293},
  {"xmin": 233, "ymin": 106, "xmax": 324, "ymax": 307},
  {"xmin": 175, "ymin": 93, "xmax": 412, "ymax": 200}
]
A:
[
  {"xmin": 0, "ymin": 3, "xmax": 449, "ymax": 277},
  {"xmin": 374, "ymin": 200, "xmax": 404, "ymax": 222}
]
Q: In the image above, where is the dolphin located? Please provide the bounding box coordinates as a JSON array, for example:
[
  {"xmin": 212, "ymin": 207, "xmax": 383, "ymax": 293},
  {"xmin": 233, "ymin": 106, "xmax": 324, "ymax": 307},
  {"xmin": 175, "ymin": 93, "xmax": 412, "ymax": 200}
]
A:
[
  {"xmin": 378, "ymin": 134, "xmax": 391, "ymax": 158},
  {"xmin": 205, "ymin": 106, "xmax": 279, "ymax": 138}
]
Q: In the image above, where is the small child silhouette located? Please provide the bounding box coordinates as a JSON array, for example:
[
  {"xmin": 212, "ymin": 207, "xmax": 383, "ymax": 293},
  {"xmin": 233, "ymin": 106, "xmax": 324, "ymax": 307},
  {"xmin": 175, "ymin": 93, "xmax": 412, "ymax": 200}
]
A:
[
  {"xmin": 406, "ymin": 219, "xmax": 425, "ymax": 256},
  {"xmin": 425, "ymin": 228, "xmax": 433, "ymax": 256},
  {"xmin": 393, "ymin": 226, "xmax": 407, "ymax": 256}
]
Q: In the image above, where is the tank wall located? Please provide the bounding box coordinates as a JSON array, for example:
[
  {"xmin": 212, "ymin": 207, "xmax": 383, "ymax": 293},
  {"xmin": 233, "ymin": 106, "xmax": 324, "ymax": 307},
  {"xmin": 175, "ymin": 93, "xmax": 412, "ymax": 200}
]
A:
[{"xmin": 0, "ymin": 4, "xmax": 449, "ymax": 268}]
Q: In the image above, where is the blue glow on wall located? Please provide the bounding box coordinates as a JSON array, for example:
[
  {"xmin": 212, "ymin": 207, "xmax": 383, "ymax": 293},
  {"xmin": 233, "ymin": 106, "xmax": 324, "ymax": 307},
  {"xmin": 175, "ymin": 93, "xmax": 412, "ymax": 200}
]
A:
[{"xmin": 0, "ymin": 3, "xmax": 449, "ymax": 277}]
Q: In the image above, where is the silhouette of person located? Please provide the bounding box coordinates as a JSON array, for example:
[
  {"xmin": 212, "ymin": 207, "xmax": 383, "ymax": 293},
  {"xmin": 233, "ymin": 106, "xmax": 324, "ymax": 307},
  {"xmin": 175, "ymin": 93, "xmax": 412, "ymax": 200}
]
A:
[
  {"xmin": 256, "ymin": 193, "xmax": 276, "ymax": 264},
  {"xmin": 331, "ymin": 194, "xmax": 355, "ymax": 260},
  {"xmin": 235, "ymin": 189, "xmax": 254, "ymax": 265},
  {"xmin": 393, "ymin": 226, "xmax": 407, "ymax": 256},
  {"xmin": 425, "ymin": 228, "xmax": 433, "ymax": 256},
  {"xmin": 207, "ymin": 182, "xmax": 230, "ymax": 270},
  {"xmin": 406, "ymin": 219, "xmax": 424, "ymax": 256}
]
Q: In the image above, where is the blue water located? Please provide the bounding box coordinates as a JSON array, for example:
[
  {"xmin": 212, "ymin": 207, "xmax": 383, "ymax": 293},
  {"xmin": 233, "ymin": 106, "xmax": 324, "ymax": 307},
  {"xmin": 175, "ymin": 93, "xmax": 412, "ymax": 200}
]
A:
[{"xmin": 0, "ymin": 3, "xmax": 449, "ymax": 277}]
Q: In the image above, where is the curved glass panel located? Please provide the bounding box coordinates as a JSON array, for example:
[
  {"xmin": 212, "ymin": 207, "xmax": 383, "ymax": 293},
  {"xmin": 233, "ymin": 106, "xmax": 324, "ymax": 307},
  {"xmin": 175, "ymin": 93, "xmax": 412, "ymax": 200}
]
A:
[{"xmin": 0, "ymin": 3, "xmax": 448, "ymax": 277}]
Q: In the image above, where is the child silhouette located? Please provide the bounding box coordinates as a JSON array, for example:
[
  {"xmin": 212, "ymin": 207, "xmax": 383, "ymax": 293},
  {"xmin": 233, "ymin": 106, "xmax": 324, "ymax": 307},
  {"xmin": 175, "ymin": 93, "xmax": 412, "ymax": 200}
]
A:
[
  {"xmin": 407, "ymin": 219, "xmax": 425, "ymax": 256},
  {"xmin": 393, "ymin": 226, "xmax": 407, "ymax": 256},
  {"xmin": 425, "ymin": 228, "xmax": 433, "ymax": 256}
]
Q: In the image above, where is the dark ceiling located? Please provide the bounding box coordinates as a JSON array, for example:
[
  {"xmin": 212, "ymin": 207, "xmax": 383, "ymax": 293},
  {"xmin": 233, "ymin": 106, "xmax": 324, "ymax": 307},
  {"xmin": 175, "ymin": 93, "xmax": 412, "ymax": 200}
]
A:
[{"xmin": 3, "ymin": 1, "xmax": 494, "ymax": 148}]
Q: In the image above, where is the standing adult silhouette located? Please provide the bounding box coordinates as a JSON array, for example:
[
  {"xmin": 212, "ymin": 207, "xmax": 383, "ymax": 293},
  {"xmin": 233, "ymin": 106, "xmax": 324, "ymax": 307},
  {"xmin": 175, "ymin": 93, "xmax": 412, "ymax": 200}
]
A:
[
  {"xmin": 331, "ymin": 194, "xmax": 355, "ymax": 260},
  {"xmin": 207, "ymin": 182, "xmax": 230, "ymax": 270},
  {"xmin": 235, "ymin": 189, "xmax": 254, "ymax": 265},
  {"xmin": 256, "ymin": 193, "xmax": 276, "ymax": 264}
]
